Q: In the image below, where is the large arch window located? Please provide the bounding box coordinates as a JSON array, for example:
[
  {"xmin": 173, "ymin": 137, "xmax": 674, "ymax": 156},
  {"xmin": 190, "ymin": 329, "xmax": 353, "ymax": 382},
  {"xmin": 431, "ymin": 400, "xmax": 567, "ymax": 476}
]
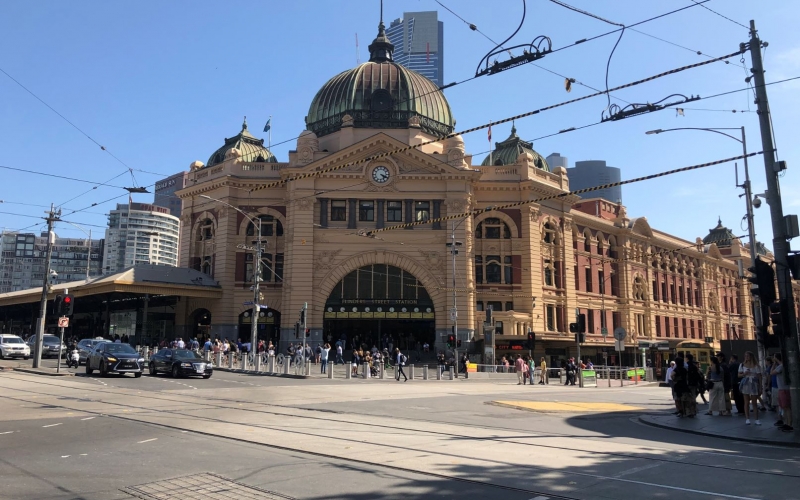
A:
[
  {"xmin": 246, "ymin": 215, "xmax": 283, "ymax": 237},
  {"xmin": 197, "ymin": 218, "xmax": 214, "ymax": 241},
  {"xmin": 542, "ymin": 222, "xmax": 558, "ymax": 244},
  {"xmin": 475, "ymin": 255, "xmax": 513, "ymax": 284},
  {"xmin": 327, "ymin": 265, "xmax": 431, "ymax": 302}
]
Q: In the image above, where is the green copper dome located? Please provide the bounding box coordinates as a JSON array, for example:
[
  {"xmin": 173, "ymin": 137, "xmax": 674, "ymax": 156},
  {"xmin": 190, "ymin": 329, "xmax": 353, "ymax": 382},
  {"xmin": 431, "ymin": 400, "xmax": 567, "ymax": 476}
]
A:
[
  {"xmin": 702, "ymin": 218, "xmax": 736, "ymax": 247},
  {"xmin": 481, "ymin": 124, "xmax": 550, "ymax": 171},
  {"xmin": 305, "ymin": 22, "xmax": 455, "ymax": 138},
  {"xmin": 207, "ymin": 119, "xmax": 277, "ymax": 167}
]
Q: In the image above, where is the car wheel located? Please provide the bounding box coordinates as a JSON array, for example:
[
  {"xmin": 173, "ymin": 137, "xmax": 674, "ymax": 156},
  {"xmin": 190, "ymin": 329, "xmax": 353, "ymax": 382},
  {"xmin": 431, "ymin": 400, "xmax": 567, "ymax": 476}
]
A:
[
  {"xmin": 23, "ymin": 356, "xmax": 29, "ymax": 360},
  {"xmin": 100, "ymin": 363, "xmax": 107, "ymax": 377},
  {"xmin": 0, "ymin": 351, "xmax": 5, "ymax": 359},
  {"xmin": 149, "ymin": 363, "xmax": 157, "ymax": 376},
  {"xmin": 171, "ymin": 365, "xmax": 179, "ymax": 378},
  {"xmin": 203, "ymin": 374, "xmax": 212, "ymax": 379},
  {"xmin": 85, "ymin": 363, "xmax": 93, "ymax": 375},
  {"xmin": 134, "ymin": 372, "xmax": 142, "ymax": 378}
]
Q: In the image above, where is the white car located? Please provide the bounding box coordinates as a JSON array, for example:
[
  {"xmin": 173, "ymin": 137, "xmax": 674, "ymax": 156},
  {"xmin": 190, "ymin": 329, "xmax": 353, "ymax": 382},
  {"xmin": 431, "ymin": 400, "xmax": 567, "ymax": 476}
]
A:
[{"xmin": 0, "ymin": 335, "xmax": 31, "ymax": 360}]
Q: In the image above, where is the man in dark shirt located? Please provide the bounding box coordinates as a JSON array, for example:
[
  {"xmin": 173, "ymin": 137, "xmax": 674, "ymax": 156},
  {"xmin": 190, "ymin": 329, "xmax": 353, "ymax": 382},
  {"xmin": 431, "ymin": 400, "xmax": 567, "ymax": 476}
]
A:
[
  {"xmin": 717, "ymin": 352, "xmax": 732, "ymax": 415},
  {"xmin": 729, "ymin": 354, "xmax": 744, "ymax": 414}
]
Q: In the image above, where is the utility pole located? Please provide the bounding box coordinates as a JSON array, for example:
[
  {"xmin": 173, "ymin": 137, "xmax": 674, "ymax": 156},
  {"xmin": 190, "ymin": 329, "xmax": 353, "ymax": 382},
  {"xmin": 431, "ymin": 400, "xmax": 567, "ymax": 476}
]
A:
[
  {"xmin": 33, "ymin": 204, "xmax": 60, "ymax": 368},
  {"xmin": 251, "ymin": 219, "xmax": 263, "ymax": 364},
  {"xmin": 447, "ymin": 221, "xmax": 463, "ymax": 377},
  {"xmin": 746, "ymin": 20, "xmax": 800, "ymax": 430},
  {"xmin": 302, "ymin": 301, "xmax": 308, "ymax": 375}
]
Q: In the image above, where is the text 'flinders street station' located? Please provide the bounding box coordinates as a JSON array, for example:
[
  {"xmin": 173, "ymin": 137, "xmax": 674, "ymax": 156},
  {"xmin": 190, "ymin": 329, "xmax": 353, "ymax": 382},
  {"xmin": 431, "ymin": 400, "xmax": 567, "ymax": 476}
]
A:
[{"xmin": 176, "ymin": 22, "xmax": 758, "ymax": 365}]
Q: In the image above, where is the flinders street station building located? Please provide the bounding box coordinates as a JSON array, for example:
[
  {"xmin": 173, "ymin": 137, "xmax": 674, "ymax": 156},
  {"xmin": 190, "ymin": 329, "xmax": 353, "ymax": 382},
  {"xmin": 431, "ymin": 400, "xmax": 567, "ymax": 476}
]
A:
[{"xmin": 174, "ymin": 22, "xmax": 761, "ymax": 366}]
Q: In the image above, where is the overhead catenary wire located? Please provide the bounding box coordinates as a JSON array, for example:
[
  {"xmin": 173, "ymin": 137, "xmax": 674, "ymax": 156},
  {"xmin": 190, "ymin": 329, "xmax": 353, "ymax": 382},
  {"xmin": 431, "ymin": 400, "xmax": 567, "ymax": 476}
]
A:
[
  {"xmin": 688, "ymin": 0, "xmax": 749, "ymax": 30},
  {"xmin": 368, "ymin": 152, "xmax": 762, "ymax": 235}
]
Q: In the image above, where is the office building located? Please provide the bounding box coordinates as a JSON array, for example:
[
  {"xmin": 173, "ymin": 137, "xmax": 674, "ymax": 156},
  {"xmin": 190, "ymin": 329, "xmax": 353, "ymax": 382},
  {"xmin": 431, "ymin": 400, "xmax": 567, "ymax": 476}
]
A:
[
  {"xmin": 0, "ymin": 230, "xmax": 104, "ymax": 292},
  {"xmin": 566, "ymin": 160, "xmax": 622, "ymax": 202},
  {"xmin": 386, "ymin": 11, "xmax": 443, "ymax": 87},
  {"xmin": 546, "ymin": 152, "xmax": 568, "ymax": 169},
  {"xmin": 103, "ymin": 203, "xmax": 180, "ymax": 274},
  {"xmin": 153, "ymin": 171, "xmax": 189, "ymax": 217}
]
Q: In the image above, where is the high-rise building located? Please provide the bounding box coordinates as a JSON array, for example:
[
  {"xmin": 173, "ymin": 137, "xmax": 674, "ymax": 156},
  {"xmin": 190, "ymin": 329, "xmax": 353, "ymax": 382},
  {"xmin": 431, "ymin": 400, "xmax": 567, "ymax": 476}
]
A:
[
  {"xmin": 0, "ymin": 230, "xmax": 104, "ymax": 292},
  {"xmin": 153, "ymin": 171, "xmax": 189, "ymax": 217},
  {"xmin": 566, "ymin": 160, "xmax": 622, "ymax": 203},
  {"xmin": 103, "ymin": 203, "xmax": 180, "ymax": 274},
  {"xmin": 546, "ymin": 152, "xmax": 568, "ymax": 169},
  {"xmin": 386, "ymin": 11, "xmax": 443, "ymax": 87}
]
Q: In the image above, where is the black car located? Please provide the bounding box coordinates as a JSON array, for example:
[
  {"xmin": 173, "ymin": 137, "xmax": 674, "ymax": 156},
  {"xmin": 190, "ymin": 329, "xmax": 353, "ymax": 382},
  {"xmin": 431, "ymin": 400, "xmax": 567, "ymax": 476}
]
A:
[
  {"xmin": 149, "ymin": 349, "xmax": 212, "ymax": 379},
  {"xmin": 86, "ymin": 342, "xmax": 143, "ymax": 377},
  {"xmin": 76, "ymin": 339, "xmax": 108, "ymax": 365}
]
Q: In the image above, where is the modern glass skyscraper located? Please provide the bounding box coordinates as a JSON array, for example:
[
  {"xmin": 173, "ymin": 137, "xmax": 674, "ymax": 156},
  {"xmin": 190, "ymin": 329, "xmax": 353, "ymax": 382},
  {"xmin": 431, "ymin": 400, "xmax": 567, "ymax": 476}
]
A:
[{"xmin": 386, "ymin": 11, "xmax": 443, "ymax": 87}]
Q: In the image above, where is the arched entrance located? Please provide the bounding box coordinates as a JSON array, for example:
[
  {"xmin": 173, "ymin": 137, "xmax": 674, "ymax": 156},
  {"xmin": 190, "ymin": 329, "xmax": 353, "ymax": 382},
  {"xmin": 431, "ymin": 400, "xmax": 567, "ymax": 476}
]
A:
[
  {"xmin": 323, "ymin": 264, "xmax": 435, "ymax": 351},
  {"xmin": 191, "ymin": 308, "xmax": 212, "ymax": 341},
  {"xmin": 238, "ymin": 308, "xmax": 281, "ymax": 344}
]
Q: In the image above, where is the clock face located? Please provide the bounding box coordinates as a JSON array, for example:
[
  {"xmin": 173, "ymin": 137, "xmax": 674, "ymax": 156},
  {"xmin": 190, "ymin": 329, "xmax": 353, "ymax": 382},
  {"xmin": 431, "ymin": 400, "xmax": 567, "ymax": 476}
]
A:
[{"xmin": 372, "ymin": 166, "xmax": 390, "ymax": 183}]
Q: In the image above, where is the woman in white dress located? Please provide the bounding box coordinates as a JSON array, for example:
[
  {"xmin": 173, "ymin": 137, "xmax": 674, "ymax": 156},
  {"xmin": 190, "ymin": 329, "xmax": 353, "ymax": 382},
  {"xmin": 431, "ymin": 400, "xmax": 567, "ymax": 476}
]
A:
[{"xmin": 738, "ymin": 351, "xmax": 762, "ymax": 425}]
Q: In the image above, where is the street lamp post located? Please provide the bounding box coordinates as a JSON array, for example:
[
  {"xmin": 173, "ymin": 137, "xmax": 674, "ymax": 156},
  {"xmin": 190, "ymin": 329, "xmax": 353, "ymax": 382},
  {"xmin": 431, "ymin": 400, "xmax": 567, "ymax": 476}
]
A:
[
  {"xmin": 446, "ymin": 219, "xmax": 465, "ymax": 376},
  {"xmin": 646, "ymin": 127, "xmax": 765, "ymax": 372},
  {"xmin": 200, "ymin": 195, "xmax": 263, "ymax": 362}
]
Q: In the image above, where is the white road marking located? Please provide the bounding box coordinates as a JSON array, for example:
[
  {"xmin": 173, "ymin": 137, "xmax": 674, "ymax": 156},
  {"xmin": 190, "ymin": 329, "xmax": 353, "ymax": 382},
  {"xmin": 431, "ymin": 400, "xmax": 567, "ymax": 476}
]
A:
[
  {"xmin": 0, "ymin": 431, "xmax": 14, "ymax": 435},
  {"xmin": 61, "ymin": 455, "xmax": 70, "ymax": 458},
  {"xmin": 42, "ymin": 423, "xmax": 62, "ymax": 428},
  {"xmin": 79, "ymin": 453, "xmax": 88, "ymax": 456},
  {"xmin": 80, "ymin": 417, "xmax": 95, "ymax": 421},
  {"xmin": 528, "ymin": 497, "xmax": 549, "ymax": 500},
  {"xmin": 137, "ymin": 438, "xmax": 158, "ymax": 444}
]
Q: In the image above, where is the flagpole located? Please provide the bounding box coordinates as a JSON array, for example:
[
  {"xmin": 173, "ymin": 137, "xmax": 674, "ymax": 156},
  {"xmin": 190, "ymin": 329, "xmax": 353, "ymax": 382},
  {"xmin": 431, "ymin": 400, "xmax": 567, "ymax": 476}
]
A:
[
  {"xmin": 488, "ymin": 121, "xmax": 493, "ymax": 166},
  {"xmin": 268, "ymin": 115, "xmax": 272, "ymax": 150}
]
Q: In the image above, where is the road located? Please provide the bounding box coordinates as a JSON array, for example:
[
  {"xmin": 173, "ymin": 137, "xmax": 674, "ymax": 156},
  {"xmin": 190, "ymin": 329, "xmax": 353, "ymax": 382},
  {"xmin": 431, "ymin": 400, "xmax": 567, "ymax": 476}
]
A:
[{"xmin": 0, "ymin": 366, "xmax": 798, "ymax": 500}]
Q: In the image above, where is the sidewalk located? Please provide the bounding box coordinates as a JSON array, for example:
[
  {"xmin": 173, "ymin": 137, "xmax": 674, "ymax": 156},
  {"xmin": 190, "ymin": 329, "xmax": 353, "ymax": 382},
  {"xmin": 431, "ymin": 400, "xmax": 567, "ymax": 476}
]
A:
[
  {"xmin": 639, "ymin": 411, "xmax": 800, "ymax": 447},
  {"xmin": 0, "ymin": 359, "xmax": 73, "ymax": 376}
]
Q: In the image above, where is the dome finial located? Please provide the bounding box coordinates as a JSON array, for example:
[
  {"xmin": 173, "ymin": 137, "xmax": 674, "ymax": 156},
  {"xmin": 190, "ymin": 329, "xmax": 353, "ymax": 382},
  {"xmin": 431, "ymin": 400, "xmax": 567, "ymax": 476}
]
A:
[
  {"xmin": 511, "ymin": 120, "xmax": 517, "ymax": 136},
  {"xmin": 242, "ymin": 116, "xmax": 248, "ymax": 130},
  {"xmin": 368, "ymin": 0, "xmax": 394, "ymax": 62}
]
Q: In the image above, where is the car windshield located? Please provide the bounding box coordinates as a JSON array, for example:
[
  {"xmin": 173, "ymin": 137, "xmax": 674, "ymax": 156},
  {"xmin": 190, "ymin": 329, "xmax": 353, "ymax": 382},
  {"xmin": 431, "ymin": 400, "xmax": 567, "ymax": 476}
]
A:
[
  {"xmin": 43, "ymin": 336, "xmax": 60, "ymax": 343},
  {"xmin": 2, "ymin": 337, "xmax": 24, "ymax": 344},
  {"xmin": 173, "ymin": 349, "xmax": 200, "ymax": 359},
  {"xmin": 105, "ymin": 344, "xmax": 136, "ymax": 354}
]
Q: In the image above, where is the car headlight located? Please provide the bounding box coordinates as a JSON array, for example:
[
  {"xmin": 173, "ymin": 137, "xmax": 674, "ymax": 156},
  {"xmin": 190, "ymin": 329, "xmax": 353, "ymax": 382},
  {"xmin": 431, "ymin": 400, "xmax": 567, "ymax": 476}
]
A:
[
  {"xmin": 181, "ymin": 363, "xmax": 192, "ymax": 368},
  {"xmin": 107, "ymin": 357, "xmax": 117, "ymax": 362},
  {"xmin": 137, "ymin": 358, "xmax": 144, "ymax": 363}
]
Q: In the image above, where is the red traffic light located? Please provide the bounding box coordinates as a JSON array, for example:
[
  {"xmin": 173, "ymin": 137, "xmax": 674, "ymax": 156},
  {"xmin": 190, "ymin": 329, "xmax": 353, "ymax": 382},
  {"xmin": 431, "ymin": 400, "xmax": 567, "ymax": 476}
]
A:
[{"xmin": 63, "ymin": 296, "xmax": 72, "ymax": 304}]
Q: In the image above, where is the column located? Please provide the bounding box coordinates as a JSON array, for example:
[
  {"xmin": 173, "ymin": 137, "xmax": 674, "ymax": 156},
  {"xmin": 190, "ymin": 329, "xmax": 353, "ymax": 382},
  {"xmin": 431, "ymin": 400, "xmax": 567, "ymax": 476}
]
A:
[
  {"xmin": 376, "ymin": 200, "xmax": 385, "ymax": 229},
  {"xmin": 318, "ymin": 198, "xmax": 328, "ymax": 228},
  {"xmin": 348, "ymin": 199, "xmax": 356, "ymax": 229},
  {"xmin": 404, "ymin": 200, "xmax": 413, "ymax": 229}
]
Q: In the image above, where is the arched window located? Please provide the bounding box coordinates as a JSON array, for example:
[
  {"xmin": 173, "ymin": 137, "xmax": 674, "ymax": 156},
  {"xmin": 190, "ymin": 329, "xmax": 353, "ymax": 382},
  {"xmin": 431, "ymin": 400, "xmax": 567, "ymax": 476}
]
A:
[
  {"xmin": 583, "ymin": 232, "xmax": 591, "ymax": 252},
  {"xmin": 597, "ymin": 239, "xmax": 604, "ymax": 256},
  {"xmin": 543, "ymin": 222, "xmax": 558, "ymax": 244},
  {"xmin": 201, "ymin": 256, "xmax": 212, "ymax": 276},
  {"xmin": 544, "ymin": 260, "xmax": 554, "ymax": 287},
  {"xmin": 476, "ymin": 218, "xmax": 511, "ymax": 239},
  {"xmin": 475, "ymin": 255, "xmax": 513, "ymax": 284},
  {"xmin": 246, "ymin": 215, "xmax": 283, "ymax": 237}
]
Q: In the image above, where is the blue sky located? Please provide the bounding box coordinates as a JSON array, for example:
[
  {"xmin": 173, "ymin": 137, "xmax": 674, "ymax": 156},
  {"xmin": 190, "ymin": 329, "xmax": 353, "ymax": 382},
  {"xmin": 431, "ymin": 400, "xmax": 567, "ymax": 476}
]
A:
[{"xmin": 1, "ymin": 0, "xmax": 798, "ymax": 251}]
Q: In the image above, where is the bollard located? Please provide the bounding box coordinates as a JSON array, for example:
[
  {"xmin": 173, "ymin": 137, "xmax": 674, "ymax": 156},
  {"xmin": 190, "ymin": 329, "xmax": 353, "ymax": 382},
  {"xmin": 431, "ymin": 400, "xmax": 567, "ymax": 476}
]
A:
[
  {"xmin": 423, "ymin": 365, "xmax": 429, "ymax": 380},
  {"xmin": 153, "ymin": 347, "xmax": 159, "ymax": 356},
  {"xmin": 255, "ymin": 354, "xmax": 262, "ymax": 372},
  {"xmin": 449, "ymin": 366, "xmax": 455, "ymax": 380},
  {"xmin": 328, "ymin": 365, "xmax": 334, "ymax": 379},
  {"xmin": 228, "ymin": 353, "xmax": 234, "ymax": 369},
  {"xmin": 380, "ymin": 364, "xmax": 386, "ymax": 379},
  {"xmin": 268, "ymin": 355, "xmax": 275, "ymax": 373},
  {"xmin": 143, "ymin": 347, "xmax": 149, "ymax": 361},
  {"xmin": 346, "ymin": 366, "xmax": 352, "ymax": 379},
  {"xmin": 215, "ymin": 352, "xmax": 222, "ymax": 368},
  {"xmin": 436, "ymin": 366, "xmax": 443, "ymax": 380},
  {"xmin": 408, "ymin": 364, "xmax": 414, "ymax": 380},
  {"xmin": 283, "ymin": 359, "xmax": 290, "ymax": 375},
  {"xmin": 241, "ymin": 354, "xmax": 248, "ymax": 371}
]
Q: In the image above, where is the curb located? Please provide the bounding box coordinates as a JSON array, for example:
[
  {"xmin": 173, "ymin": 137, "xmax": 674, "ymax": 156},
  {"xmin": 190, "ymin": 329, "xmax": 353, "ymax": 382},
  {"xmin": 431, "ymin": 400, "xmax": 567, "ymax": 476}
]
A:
[
  {"xmin": 638, "ymin": 415, "xmax": 800, "ymax": 448},
  {"xmin": 6, "ymin": 367, "xmax": 74, "ymax": 377},
  {"xmin": 214, "ymin": 368, "xmax": 308, "ymax": 380}
]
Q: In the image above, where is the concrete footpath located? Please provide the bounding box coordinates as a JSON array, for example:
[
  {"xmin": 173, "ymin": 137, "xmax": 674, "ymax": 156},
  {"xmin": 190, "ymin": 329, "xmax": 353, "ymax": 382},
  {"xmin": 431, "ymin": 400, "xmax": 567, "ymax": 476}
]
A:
[
  {"xmin": 640, "ymin": 411, "xmax": 800, "ymax": 447},
  {"xmin": 0, "ymin": 359, "xmax": 73, "ymax": 376}
]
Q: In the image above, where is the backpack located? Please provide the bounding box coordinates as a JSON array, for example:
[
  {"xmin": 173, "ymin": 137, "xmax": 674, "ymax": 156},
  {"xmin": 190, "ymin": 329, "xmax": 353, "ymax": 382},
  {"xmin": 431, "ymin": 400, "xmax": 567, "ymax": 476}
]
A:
[{"xmin": 401, "ymin": 354, "xmax": 408, "ymax": 365}]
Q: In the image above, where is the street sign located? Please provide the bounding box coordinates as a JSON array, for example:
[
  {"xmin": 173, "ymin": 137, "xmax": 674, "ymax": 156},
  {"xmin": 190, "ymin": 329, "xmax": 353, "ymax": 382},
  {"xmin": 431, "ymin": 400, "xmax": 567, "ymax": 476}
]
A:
[
  {"xmin": 613, "ymin": 327, "xmax": 627, "ymax": 341},
  {"xmin": 243, "ymin": 301, "xmax": 254, "ymax": 306},
  {"xmin": 601, "ymin": 327, "xmax": 608, "ymax": 337},
  {"xmin": 58, "ymin": 317, "xmax": 69, "ymax": 328},
  {"xmin": 615, "ymin": 339, "xmax": 625, "ymax": 351},
  {"xmin": 450, "ymin": 308, "xmax": 458, "ymax": 322}
]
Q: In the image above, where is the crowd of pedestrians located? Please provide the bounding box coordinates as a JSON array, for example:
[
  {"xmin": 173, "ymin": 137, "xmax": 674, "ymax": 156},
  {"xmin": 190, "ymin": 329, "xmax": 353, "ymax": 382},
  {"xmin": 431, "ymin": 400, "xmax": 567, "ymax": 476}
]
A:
[{"xmin": 666, "ymin": 350, "xmax": 792, "ymax": 432}]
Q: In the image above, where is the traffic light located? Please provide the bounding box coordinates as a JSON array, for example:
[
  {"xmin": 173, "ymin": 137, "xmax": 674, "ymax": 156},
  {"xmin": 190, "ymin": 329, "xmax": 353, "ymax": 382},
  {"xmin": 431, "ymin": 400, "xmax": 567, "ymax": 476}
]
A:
[
  {"xmin": 305, "ymin": 328, "xmax": 310, "ymax": 338},
  {"xmin": 769, "ymin": 300, "xmax": 789, "ymax": 336},
  {"xmin": 569, "ymin": 314, "xmax": 586, "ymax": 334},
  {"xmin": 575, "ymin": 332, "xmax": 586, "ymax": 343},
  {"xmin": 447, "ymin": 334, "xmax": 455, "ymax": 348},
  {"xmin": 788, "ymin": 254, "xmax": 800, "ymax": 280},
  {"xmin": 299, "ymin": 308, "xmax": 305, "ymax": 324},
  {"xmin": 456, "ymin": 339, "xmax": 462, "ymax": 347},
  {"xmin": 55, "ymin": 294, "xmax": 74, "ymax": 316},
  {"xmin": 748, "ymin": 257, "xmax": 776, "ymax": 304},
  {"xmin": 294, "ymin": 322, "xmax": 301, "ymax": 338},
  {"xmin": 527, "ymin": 329, "xmax": 535, "ymax": 350}
]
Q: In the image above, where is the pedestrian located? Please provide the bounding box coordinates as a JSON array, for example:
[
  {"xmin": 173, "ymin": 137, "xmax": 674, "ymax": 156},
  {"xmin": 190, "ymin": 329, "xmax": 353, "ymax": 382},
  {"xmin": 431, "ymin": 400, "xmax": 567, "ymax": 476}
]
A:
[
  {"xmin": 539, "ymin": 357, "xmax": 548, "ymax": 385},
  {"xmin": 771, "ymin": 353, "xmax": 793, "ymax": 432},
  {"xmin": 461, "ymin": 353, "xmax": 469, "ymax": 379},
  {"xmin": 729, "ymin": 354, "xmax": 744, "ymax": 414},
  {"xmin": 515, "ymin": 355, "xmax": 525, "ymax": 385},
  {"xmin": 738, "ymin": 351, "xmax": 762, "ymax": 425},
  {"xmin": 687, "ymin": 354, "xmax": 707, "ymax": 405},
  {"xmin": 672, "ymin": 356, "xmax": 694, "ymax": 418},
  {"xmin": 715, "ymin": 353, "xmax": 732, "ymax": 415},
  {"xmin": 666, "ymin": 361, "xmax": 680, "ymax": 415},
  {"xmin": 351, "ymin": 349, "xmax": 360, "ymax": 377},
  {"xmin": 395, "ymin": 348, "xmax": 408, "ymax": 382},
  {"xmin": 320, "ymin": 343, "xmax": 330, "ymax": 374},
  {"xmin": 335, "ymin": 342, "xmax": 344, "ymax": 365},
  {"xmin": 521, "ymin": 356, "xmax": 530, "ymax": 385},
  {"xmin": 705, "ymin": 356, "xmax": 726, "ymax": 416}
]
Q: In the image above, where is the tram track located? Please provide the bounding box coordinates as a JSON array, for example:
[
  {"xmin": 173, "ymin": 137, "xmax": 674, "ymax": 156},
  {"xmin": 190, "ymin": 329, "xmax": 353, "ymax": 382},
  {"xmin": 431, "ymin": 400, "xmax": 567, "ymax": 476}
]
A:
[{"xmin": 0, "ymin": 370, "xmax": 797, "ymax": 488}]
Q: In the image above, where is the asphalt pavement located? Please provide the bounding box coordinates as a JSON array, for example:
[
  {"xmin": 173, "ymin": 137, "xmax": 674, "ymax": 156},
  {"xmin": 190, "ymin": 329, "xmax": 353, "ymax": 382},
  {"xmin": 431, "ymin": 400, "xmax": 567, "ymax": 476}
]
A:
[{"xmin": 1, "ymin": 364, "xmax": 799, "ymax": 499}]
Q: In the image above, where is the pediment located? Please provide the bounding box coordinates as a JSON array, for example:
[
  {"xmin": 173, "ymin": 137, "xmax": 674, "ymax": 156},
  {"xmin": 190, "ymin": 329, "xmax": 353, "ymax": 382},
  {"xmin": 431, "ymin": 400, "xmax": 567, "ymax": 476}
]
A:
[
  {"xmin": 296, "ymin": 133, "xmax": 474, "ymax": 179},
  {"xmin": 628, "ymin": 217, "xmax": 654, "ymax": 237}
]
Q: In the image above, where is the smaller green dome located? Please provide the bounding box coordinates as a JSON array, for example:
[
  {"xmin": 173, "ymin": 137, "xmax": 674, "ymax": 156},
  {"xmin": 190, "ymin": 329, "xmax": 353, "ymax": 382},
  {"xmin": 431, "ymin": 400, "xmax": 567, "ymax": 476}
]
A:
[
  {"xmin": 207, "ymin": 118, "xmax": 277, "ymax": 167},
  {"xmin": 481, "ymin": 124, "xmax": 550, "ymax": 171},
  {"xmin": 702, "ymin": 218, "xmax": 736, "ymax": 247}
]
